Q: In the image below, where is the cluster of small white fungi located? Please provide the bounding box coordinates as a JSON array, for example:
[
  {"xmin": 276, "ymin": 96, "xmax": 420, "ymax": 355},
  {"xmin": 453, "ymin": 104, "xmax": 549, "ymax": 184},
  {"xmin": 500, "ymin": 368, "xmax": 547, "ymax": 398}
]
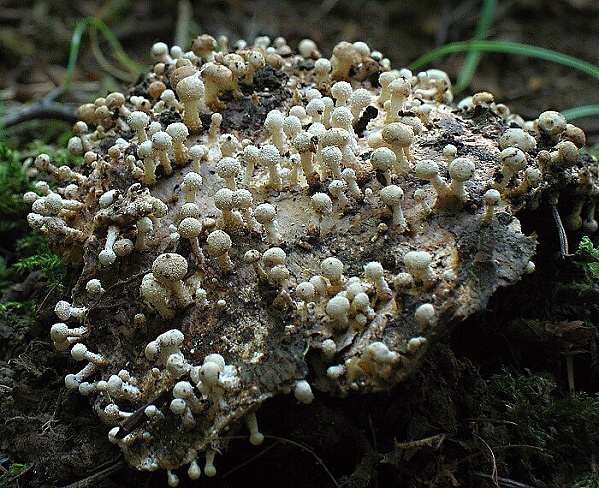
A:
[{"xmin": 26, "ymin": 32, "xmax": 596, "ymax": 484}]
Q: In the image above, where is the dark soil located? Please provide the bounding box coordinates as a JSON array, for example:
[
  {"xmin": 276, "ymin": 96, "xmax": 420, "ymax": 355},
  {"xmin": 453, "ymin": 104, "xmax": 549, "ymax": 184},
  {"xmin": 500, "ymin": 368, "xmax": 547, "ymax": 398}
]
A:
[{"xmin": 1, "ymin": 1, "xmax": 599, "ymax": 487}]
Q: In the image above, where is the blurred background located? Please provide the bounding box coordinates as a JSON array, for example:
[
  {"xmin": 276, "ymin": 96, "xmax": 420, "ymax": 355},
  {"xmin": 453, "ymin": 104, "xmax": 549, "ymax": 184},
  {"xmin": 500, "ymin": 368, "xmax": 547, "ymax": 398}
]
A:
[{"xmin": 1, "ymin": 0, "xmax": 598, "ymax": 145}]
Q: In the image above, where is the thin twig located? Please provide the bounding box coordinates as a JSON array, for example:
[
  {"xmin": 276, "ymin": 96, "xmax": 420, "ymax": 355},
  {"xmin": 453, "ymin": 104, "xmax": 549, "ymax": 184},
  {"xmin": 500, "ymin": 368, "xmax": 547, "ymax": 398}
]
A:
[
  {"xmin": 263, "ymin": 435, "xmax": 340, "ymax": 487},
  {"xmin": 550, "ymin": 203, "xmax": 573, "ymax": 258},
  {"xmin": 1, "ymin": 102, "xmax": 77, "ymax": 128},
  {"xmin": 475, "ymin": 434, "xmax": 499, "ymax": 487},
  {"xmin": 222, "ymin": 440, "xmax": 281, "ymax": 478},
  {"xmin": 472, "ymin": 471, "xmax": 536, "ymax": 488},
  {"xmin": 59, "ymin": 458, "xmax": 124, "ymax": 488}
]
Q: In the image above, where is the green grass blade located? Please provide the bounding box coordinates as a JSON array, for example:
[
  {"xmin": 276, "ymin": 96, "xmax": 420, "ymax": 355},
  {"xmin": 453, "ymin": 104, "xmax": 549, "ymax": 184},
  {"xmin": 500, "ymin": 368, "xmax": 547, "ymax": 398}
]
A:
[
  {"xmin": 560, "ymin": 105, "xmax": 599, "ymax": 121},
  {"xmin": 63, "ymin": 17, "xmax": 143, "ymax": 95},
  {"xmin": 64, "ymin": 18, "xmax": 90, "ymax": 94},
  {"xmin": 87, "ymin": 17, "xmax": 143, "ymax": 76},
  {"xmin": 455, "ymin": 0, "xmax": 498, "ymax": 93},
  {"xmin": 408, "ymin": 40, "xmax": 599, "ymax": 82}
]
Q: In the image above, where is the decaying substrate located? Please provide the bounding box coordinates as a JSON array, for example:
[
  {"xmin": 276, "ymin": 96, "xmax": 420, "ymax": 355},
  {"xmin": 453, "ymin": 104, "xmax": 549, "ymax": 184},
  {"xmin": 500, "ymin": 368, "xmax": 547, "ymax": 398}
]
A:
[{"xmin": 24, "ymin": 34, "xmax": 598, "ymax": 485}]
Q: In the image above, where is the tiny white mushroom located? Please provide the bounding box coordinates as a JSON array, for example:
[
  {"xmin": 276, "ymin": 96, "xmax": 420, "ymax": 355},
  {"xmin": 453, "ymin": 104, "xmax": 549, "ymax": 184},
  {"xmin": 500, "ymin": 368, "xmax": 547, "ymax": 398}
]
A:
[
  {"xmin": 370, "ymin": 147, "xmax": 396, "ymax": 185},
  {"xmin": 264, "ymin": 110, "xmax": 286, "ymax": 154},
  {"xmin": 326, "ymin": 295, "xmax": 351, "ymax": 330},
  {"xmin": 331, "ymin": 81, "xmax": 352, "ymax": 107},
  {"xmin": 349, "ymin": 88, "xmax": 373, "ymax": 119},
  {"xmin": 341, "ymin": 168, "xmax": 363, "ymax": 199},
  {"xmin": 363, "ymin": 261, "xmax": 393, "ymax": 301},
  {"xmin": 259, "ymin": 144, "xmax": 283, "ymax": 191},
  {"xmin": 499, "ymin": 128, "xmax": 536, "ymax": 152},
  {"xmin": 152, "ymin": 253, "xmax": 193, "ymax": 308},
  {"xmin": 175, "ymin": 72, "xmax": 204, "ymax": 132},
  {"xmin": 86, "ymin": 279, "xmax": 105, "ymax": 296},
  {"xmin": 381, "ymin": 122, "xmax": 414, "ymax": 175},
  {"xmin": 50, "ymin": 322, "xmax": 88, "ymax": 351},
  {"xmin": 128, "ymin": 111, "xmax": 150, "ymax": 143},
  {"xmin": 214, "ymin": 188, "xmax": 243, "ymax": 230},
  {"xmin": 71, "ymin": 343, "xmax": 108, "ymax": 367},
  {"xmin": 244, "ymin": 249, "xmax": 267, "ymax": 280},
  {"xmin": 178, "ymin": 217, "xmax": 205, "ymax": 263},
  {"xmin": 166, "ymin": 122, "xmax": 190, "ymax": 165},
  {"xmin": 321, "ymin": 145, "xmax": 343, "ymax": 179},
  {"xmin": 328, "ymin": 179, "xmax": 350, "ymax": 208},
  {"xmin": 406, "ymin": 336, "xmax": 427, "ymax": 353},
  {"xmin": 216, "ymin": 157, "xmax": 242, "ymax": 190},
  {"xmin": 311, "ymin": 192, "xmax": 333, "ymax": 227},
  {"xmin": 206, "ymin": 230, "xmax": 234, "ymax": 272},
  {"xmin": 232, "ymin": 189, "xmax": 260, "ymax": 231},
  {"xmin": 482, "ymin": 189, "xmax": 501, "ymax": 226},
  {"xmin": 254, "ymin": 203, "xmax": 283, "ymax": 245},
  {"xmin": 415, "ymin": 159, "xmax": 449, "ymax": 202},
  {"xmin": 404, "ymin": 251, "xmax": 434, "ymax": 286},
  {"xmin": 292, "ymin": 379, "xmax": 314, "ymax": 404},
  {"xmin": 321, "ymin": 257, "xmax": 346, "ymax": 295},
  {"xmin": 414, "ymin": 303, "xmax": 436, "ymax": 328},
  {"xmin": 54, "ymin": 300, "xmax": 87, "ymax": 322},
  {"xmin": 243, "ymin": 144, "xmax": 260, "ymax": 185},
  {"xmin": 181, "ymin": 171, "xmax": 203, "ymax": 204},
  {"xmin": 189, "ymin": 144, "xmax": 208, "ymax": 173},
  {"xmin": 498, "ymin": 147, "xmax": 527, "ymax": 190},
  {"xmin": 151, "ymin": 131, "xmax": 173, "ymax": 176},
  {"xmin": 140, "ymin": 273, "xmax": 174, "ymax": 318},
  {"xmin": 413, "ymin": 188, "xmax": 432, "ymax": 214},
  {"xmin": 379, "ymin": 185, "xmax": 406, "ymax": 229},
  {"xmin": 135, "ymin": 216, "xmax": 153, "ymax": 251},
  {"xmin": 137, "ymin": 140, "xmax": 157, "ymax": 185},
  {"xmin": 245, "ymin": 411, "xmax": 265, "ymax": 445},
  {"xmin": 99, "ymin": 225, "xmax": 119, "ymax": 266},
  {"xmin": 447, "ymin": 157, "xmax": 475, "ymax": 202}
]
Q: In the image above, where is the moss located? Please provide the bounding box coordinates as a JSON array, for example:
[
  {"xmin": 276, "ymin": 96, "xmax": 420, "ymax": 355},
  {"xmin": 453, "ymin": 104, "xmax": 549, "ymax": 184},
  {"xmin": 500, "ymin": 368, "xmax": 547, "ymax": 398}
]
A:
[{"xmin": 489, "ymin": 370, "xmax": 599, "ymax": 485}]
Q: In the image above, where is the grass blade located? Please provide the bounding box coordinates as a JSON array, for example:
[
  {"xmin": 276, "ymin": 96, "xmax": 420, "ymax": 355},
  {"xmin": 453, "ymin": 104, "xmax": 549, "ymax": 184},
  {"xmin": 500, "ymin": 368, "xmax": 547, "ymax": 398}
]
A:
[
  {"xmin": 408, "ymin": 40, "xmax": 599, "ymax": 82},
  {"xmin": 455, "ymin": 0, "xmax": 498, "ymax": 93}
]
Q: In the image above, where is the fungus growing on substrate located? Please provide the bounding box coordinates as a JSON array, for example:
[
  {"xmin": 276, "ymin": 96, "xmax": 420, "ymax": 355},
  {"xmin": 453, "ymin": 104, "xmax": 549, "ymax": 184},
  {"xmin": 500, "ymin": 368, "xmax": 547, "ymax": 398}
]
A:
[
  {"xmin": 370, "ymin": 147, "xmax": 396, "ymax": 185},
  {"xmin": 321, "ymin": 145, "xmax": 343, "ymax": 180},
  {"xmin": 151, "ymin": 131, "xmax": 173, "ymax": 176},
  {"xmin": 321, "ymin": 257, "xmax": 346, "ymax": 295},
  {"xmin": 326, "ymin": 295, "xmax": 351, "ymax": 330},
  {"xmin": 151, "ymin": 253, "xmax": 193, "ymax": 308},
  {"xmin": 244, "ymin": 249, "xmax": 267, "ymax": 280},
  {"xmin": 128, "ymin": 111, "xmax": 150, "ymax": 143},
  {"xmin": 21, "ymin": 33, "xmax": 598, "ymax": 484},
  {"xmin": 166, "ymin": 122, "xmax": 190, "ymax": 165},
  {"xmin": 482, "ymin": 189, "xmax": 501, "ymax": 226},
  {"xmin": 206, "ymin": 230, "xmax": 234, "ymax": 272},
  {"xmin": 201, "ymin": 63, "xmax": 233, "ymax": 110},
  {"xmin": 363, "ymin": 261, "xmax": 393, "ymax": 301},
  {"xmin": 381, "ymin": 122, "xmax": 414, "ymax": 175},
  {"xmin": 214, "ymin": 188, "xmax": 243, "ymax": 230},
  {"xmin": 259, "ymin": 144, "xmax": 283, "ymax": 191},
  {"xmin": 497, "ymin": 147, "xmax": 527, "ymax": 190},
  {"xmin": 447, "ymin": 157, "xmax": 476, "ymax": 203},
  {"xmin": 311, "ymin": 193, "xmax": 333, "ymax": 232},
  {"xmin": 98, "ymin": 226, "xmax": 119, "ymax": 266},
  {"xmin": 178, "ymin": 217, "xmax": 204, "ymax": 263},
  {"xmin": 254, "ymin": 203, "xmax": 283, "ymax": 245},
  {"xmin": 175, "ymin": 73, "xmax": 204, "ymax": 133},
  {"xmin": 50, "ymin": 323, "xmax": 88, "ymax": 351},
  {"xmin": 404, "ymin": 251, "xmax": 435, "ymax": 286},
  {"xmin": 216, "ymin": 157, "xmax": 242, "ymax": 190},
  {"xmin": 379, "ymin": 184, "xmax": 406, "ymax": 229}
]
